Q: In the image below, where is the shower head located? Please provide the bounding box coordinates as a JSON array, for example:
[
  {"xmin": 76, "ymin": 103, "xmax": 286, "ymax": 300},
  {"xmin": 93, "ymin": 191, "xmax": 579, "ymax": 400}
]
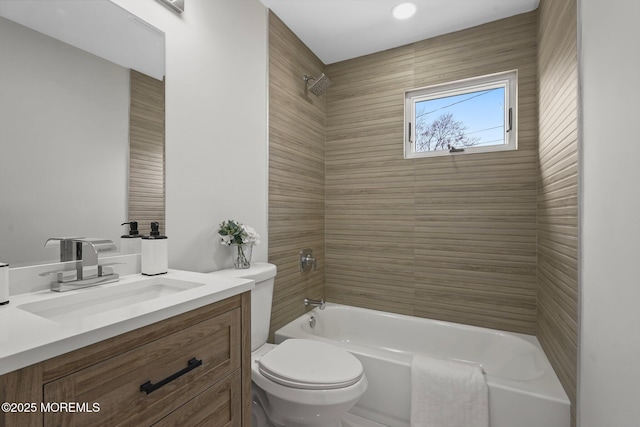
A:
[{"xmin": 303, "ymin": 73, "xmax": 331, "ymax": 96}]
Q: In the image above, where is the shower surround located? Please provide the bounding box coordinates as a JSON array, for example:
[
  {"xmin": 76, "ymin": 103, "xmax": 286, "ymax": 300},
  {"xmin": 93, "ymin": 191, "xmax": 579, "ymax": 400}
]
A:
[{"xmin": 269, "ymin": 2, "xmax": 578, "ymax": 424}]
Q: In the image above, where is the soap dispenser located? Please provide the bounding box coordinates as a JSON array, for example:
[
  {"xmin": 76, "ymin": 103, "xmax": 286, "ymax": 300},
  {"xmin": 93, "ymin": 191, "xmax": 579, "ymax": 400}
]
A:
[
  {"xmin": 141, "ymin": 222, "xmax": 168, "ymax": 276},
  {"xmin": 120, "ymin": 221, "xmax": 142, "ymax": 254},
  {"xmin": 0, "ymin": 262, "xmax": 9, "ymax": 305}
]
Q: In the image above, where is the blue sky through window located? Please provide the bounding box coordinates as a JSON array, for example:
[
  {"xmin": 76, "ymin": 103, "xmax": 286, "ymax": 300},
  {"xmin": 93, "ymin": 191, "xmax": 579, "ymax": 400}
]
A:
[{"xmin": 415, "ymin": 87, "xmax": 505, "ymax": 149}]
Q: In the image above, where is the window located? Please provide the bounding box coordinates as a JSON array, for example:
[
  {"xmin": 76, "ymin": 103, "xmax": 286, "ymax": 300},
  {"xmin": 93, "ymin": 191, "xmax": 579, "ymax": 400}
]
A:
[{"xmin": 404, "ymin": 70, "xmax": 517, "ymax": 158}]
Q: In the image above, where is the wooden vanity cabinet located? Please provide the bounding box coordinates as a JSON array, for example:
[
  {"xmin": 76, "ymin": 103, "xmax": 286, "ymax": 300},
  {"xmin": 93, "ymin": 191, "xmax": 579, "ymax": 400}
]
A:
[{"xmin": 0, "ymin": 292, "xmax": 252, "ymax": 427}]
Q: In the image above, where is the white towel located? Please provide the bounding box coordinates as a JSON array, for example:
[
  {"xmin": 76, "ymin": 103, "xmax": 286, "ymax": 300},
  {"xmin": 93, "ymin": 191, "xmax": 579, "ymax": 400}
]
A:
[{"xmin": 410, "ymin": 354, "xmax": 488, "ymax": 427}]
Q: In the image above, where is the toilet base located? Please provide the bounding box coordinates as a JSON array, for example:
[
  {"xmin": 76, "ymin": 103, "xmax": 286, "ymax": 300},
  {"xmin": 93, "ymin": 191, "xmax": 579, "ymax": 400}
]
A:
[
  {"xmin": 252, "ymin": 384, "xmax": 345, "ymax": 427},
  {"xmin": 252, "ymin": 397, "xmax": 274, "ymax": 427}
]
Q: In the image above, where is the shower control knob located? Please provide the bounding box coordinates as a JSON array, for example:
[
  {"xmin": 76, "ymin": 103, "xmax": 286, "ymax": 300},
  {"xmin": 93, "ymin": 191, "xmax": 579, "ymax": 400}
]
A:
[{"xmin": 299, "ymin": 248, "xmax": 317, "ymax": 272}]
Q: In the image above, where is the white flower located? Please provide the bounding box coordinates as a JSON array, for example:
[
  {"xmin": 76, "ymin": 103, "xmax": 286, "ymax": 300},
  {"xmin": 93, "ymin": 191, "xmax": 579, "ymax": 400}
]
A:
[
  {"xmin": 243, "ymin": 225, "xmax": 261, "ymax": 245},
  {"xmin": 220, "ymin": 234, "xmax": 233, "ymax": 246}
]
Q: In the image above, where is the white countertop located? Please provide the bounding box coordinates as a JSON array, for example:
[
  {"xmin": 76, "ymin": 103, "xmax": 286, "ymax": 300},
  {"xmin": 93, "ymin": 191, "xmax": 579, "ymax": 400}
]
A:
[{"xmin": 0, "ymin": 269, "xmax": 254, "ymax": 375}]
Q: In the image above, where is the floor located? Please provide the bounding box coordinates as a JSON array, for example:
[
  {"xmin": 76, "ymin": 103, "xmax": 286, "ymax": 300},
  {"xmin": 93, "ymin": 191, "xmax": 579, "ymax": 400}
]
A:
[
  {"xmin": 342, "ymin": 412, "xmax": 389, "ymax": 427},
  {"xmin": 252, "ymin": 402, "xmax": 389, "ymax": 427}
]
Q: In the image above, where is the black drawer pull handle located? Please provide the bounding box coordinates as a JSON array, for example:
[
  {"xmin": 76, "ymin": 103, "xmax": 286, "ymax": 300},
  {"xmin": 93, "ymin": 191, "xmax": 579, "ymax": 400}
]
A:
[{"xmin": 140, "ymin": 357, "xmax": 202, "ymax": 394}]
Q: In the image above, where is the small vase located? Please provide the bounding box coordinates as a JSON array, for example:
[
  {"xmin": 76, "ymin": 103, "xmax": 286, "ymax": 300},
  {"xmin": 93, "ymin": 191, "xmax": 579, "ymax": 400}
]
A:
[{"xmin": 231, "ymin": 243, "xmax": 253, "ymax": 269}]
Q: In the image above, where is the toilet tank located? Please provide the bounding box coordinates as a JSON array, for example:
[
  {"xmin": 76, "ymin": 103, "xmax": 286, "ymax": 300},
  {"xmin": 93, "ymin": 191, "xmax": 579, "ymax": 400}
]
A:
[{"xmin": 208, "ymin": 262, "xmax": 277, "ymax": 351}]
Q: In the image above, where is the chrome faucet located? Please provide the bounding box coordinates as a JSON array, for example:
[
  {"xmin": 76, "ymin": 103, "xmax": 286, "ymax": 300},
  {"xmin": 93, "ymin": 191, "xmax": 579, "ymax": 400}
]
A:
[
  {"xmin": 304, "ymin": 297, "xmax": 325, "ymax": 310},
  {"xmin": 44, "ymin": 237, "xmax": 119, "ymax": 292}
]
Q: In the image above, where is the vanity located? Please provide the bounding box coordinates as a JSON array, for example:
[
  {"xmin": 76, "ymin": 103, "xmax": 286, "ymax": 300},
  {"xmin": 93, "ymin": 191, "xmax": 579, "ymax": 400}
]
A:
[{"xmin": 0, "ymin": 270, "xmax": 253, "ymax": 426}]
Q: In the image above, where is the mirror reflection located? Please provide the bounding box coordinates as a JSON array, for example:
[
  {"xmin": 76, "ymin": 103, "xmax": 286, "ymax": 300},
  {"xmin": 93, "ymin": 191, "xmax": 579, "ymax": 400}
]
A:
[{"xmin": 0, "ymin": 1, "xmax": 165, "ymax": 266}]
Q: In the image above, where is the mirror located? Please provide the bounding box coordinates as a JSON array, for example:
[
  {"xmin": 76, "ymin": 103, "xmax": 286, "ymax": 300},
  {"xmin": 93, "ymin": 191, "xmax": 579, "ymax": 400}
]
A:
[{"xmin": 0, "ymin": 1, "xmax": 165, "ymax": 266}]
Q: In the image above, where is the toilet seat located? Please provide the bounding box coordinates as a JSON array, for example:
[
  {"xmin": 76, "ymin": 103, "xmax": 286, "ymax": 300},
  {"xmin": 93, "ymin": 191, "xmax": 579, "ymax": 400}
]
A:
[{"xmin": 258, "ymin": 339, "xmax": 363, "ymax": 390}]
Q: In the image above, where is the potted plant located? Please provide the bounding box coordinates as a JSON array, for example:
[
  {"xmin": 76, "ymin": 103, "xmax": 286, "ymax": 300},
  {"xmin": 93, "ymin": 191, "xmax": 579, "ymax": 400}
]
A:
[{"xmin": 217, "ymin": 220, "xmax": 260, "ymax": 269}]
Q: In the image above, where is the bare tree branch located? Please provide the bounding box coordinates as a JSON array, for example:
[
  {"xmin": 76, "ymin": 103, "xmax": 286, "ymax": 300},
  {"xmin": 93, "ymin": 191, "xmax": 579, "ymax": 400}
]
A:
[{"xmin": 415, "ymin": 112, "xmax": 480, "ymax": 151}]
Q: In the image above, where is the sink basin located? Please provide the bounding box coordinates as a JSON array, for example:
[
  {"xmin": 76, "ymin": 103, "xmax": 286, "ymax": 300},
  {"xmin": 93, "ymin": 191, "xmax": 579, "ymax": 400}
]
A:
[{"xmin": 18, "ymin": 277, "xmax": 204, "ymax": 322}]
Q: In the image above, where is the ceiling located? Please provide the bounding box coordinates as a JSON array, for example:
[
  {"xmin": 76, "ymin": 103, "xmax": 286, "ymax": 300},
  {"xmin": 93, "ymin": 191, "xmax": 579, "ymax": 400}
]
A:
[
  {"xmin": 259, "ymin": 0, "xmax": 540, "ymax": 64},
  {"xmin": 0, "ymin": 0, "xmax": 165, "ymax": 79}
]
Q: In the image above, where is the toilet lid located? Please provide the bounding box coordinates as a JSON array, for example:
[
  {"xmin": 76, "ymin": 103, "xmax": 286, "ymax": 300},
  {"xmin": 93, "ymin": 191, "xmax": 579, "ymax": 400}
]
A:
[{"xmin": 258, "ymin": 339, "xmax": 364, "ymax": 390}]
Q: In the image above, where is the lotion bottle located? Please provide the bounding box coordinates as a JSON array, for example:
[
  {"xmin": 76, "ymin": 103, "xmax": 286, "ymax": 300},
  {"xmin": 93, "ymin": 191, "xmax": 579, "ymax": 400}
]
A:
[
  {"xmin": 141, "ymin": 222, "xmax": 168, "ymax": 275},
  {"xmin": 120, "ymin": 221, "xmax": 142, "ymax": 254},
  {"xmin": 0, "ymin": 262, "xmax": 9, "ymax": 305}
]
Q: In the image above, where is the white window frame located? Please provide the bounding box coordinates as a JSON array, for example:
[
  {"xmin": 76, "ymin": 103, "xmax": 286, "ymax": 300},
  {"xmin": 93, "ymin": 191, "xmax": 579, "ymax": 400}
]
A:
[{"xmin": 404, "ymin": 70, "xmax": 518, "ymax": 159}]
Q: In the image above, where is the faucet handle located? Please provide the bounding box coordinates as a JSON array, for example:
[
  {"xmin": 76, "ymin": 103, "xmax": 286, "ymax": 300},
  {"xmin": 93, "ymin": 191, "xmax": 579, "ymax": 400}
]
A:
[
  {"xmin": 97, "ymin": 262, "xmax": 123, "ymax": 277},
  {"xmin": 299, "ymin": 248, "xmax": 317, "ymax": 273},
  {"xmin": 39, "ymin": 269, "xmax": 78, "ymax": 283}
]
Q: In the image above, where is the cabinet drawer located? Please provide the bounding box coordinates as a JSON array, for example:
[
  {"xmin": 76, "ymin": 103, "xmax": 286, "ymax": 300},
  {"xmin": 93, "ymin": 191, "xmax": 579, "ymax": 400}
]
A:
[
  {"xmin": 152, "ymin": 370, "xmax": 241, "ymax": 427},
  {"xmin": 44, "ymin": 308, "xmax": 240, "ymax": 427}
]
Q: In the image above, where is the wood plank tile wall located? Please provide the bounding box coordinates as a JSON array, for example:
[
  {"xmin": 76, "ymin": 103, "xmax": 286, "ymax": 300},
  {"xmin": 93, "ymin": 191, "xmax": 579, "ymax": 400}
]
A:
[
  {"xmin": 128, "ymin": 70, "xmax": 166, "ymax": 236},
  {"xmin": 268, "ymin": 13, "xmax": 326, "ymax": 339},
  {"xmin": 537, "ymin": 0, "xmax": 579, "ymax": 425},
  {"xmin": 324, "ymin": 12, "xmax": 539, "ymax": 334}
]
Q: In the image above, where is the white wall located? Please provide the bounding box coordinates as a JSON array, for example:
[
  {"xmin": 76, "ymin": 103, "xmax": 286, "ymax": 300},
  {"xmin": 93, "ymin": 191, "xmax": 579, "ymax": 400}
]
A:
[
  {"xmin": 579, "ymin": 0, "xmax": 640, "ymax": 425},
  {"xmin": 112, "ymin": 0, "xmax": 269, "ymax": 272}
]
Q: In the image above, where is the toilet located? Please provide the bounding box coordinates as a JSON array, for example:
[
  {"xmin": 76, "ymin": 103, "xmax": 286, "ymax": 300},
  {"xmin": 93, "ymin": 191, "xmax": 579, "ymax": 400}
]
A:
[{"xmin": 209, "ymin": 262, "xmax": 367, "ymax": 427}]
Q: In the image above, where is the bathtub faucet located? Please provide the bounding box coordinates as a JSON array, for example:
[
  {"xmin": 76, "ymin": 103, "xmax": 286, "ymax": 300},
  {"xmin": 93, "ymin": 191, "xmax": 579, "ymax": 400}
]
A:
[{"xmin": 304, "ymin": 297, "xmax": 325, "ymax": 310}]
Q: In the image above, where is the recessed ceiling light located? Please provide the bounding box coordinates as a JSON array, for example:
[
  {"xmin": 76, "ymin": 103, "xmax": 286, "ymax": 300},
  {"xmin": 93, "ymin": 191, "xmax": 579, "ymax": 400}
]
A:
[{"xmin": 392, "ymin": 2, "xmax": 417, "ymax": 20}]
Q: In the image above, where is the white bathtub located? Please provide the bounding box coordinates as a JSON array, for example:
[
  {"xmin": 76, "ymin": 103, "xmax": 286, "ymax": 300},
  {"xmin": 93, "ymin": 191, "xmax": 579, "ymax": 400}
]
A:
[{"xmin": 275, "ymin": 303, "xmax": 570, "ymax": 427}]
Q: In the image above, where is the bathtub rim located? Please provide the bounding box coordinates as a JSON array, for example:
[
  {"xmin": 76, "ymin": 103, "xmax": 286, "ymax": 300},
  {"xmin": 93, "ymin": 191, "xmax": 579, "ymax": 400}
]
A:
[{"xmin": 274, "ymin": 302, "xmax": 570, "ymax": 406}]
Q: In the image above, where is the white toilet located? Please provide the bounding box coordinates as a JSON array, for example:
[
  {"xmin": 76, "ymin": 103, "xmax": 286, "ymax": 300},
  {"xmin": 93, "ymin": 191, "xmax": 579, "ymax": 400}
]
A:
[{"xmin": 209, "ymin": 262, "xmax": 367, "ymax": 427}]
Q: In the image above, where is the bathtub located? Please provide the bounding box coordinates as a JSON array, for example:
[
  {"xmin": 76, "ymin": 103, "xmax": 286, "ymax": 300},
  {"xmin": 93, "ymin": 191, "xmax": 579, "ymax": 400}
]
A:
[{"xmin": 275, "ymin": 303, "xmax": 570, "ymax": 427}]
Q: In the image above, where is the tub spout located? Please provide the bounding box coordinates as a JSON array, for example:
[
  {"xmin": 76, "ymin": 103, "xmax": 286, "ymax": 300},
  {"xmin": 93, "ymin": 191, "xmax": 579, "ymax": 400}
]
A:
[{"xmin": 304, "ymin": 297, "xmax": 325, "ymax": 310}]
